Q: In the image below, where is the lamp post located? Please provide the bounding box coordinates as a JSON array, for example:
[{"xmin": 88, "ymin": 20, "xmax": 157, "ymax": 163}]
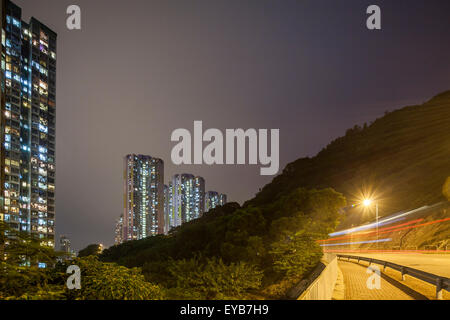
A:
[
  {"xmin": 375, "ymin": 202, "xmax": 379, "ymax": 247},
  {"xmin": 363, "ymin": 199, "xmax": 379, "ymax": 249}
]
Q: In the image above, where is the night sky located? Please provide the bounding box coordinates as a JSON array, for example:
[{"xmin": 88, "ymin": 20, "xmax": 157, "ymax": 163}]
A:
[{"xmin": 14, "ymin": 0, "xmax": 450, "ymax": 250}]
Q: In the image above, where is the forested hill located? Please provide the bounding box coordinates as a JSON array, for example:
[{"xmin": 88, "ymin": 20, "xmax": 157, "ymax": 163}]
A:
[{"xmin": 246, "ymin": 90, "xmax": 450, "ymax": 222}]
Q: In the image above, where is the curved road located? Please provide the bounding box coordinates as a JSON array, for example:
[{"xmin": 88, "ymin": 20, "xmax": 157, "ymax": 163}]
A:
[
  {"xmin": 338, "ymin": 260, "xmax": 415, "ymax": 300},
  {"xmin": 336, "ymin": 253, "xmax": 450, "ymax": 300},
  {"xmin": 347, "ymin": 253, "xmax": 450, "ymax": 277}
]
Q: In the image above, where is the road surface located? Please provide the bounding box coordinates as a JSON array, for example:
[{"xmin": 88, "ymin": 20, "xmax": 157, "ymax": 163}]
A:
[
  {"xmin": 335, "ymin": 253, "xmax": 450, "ymax": 300},
  {"xmin": 337, "ymin": 260, "xmax": 415, "ymax": 300}
]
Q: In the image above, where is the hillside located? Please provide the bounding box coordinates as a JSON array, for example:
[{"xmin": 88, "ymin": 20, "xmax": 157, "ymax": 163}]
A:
[
  {"xmin": 101, "ymin": 188, "xmax": 346, "ymax": 299},
  {"xmin": 101, "ymin": 90, "xmax": 450, "ymax": 298},
  {"xmin": 246, "ymin": 90, "xmax": 450, "ymax": 227}
]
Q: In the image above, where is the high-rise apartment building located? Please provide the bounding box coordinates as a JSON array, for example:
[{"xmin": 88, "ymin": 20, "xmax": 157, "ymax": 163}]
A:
[
  {"xmin": 219, "ymin": 194, "xmax": 227, "ymax": 206},
  {"xmin": 167, "ymin": 174, "xmax": 205, "ymax": 230},
  {"xmin": 166, "ymin": 182, "xmax": 177, "ymax": 230},
  {"xmin": 205, "ymin": 191, "xmax": 219, "ymax": 212},
  {"xmin": 0, "ymin": 0, "xmax": 57, "ymax": 247},
  {"xmin": 114, "ymin": 214, "xmax": 123, "ymax": 245},
  {"xmin": 193, "ymin": 176, "xmax": 205, "ymax": 218},
  {"xmin": 168, "ymin": 174, "xmax": 193, "ymax": 228},
  {"xmin": 59, "ymin": 235, "xmax": 71, "ymax": 254},
  {"xmin": 163, "ymin": 184, "xmax": 169, "ymax": 234},
  {"xmin": 118, "ymin": 164, "xmax": 227, "ymax": 240},
  {"xmin": 122, "ymin": 154, "xmax": 164, "ymax": 242}
]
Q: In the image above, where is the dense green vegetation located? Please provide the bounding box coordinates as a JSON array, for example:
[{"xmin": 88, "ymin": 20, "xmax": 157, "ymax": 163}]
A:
[
  {"xmin": 0, "ymin": 221, "xmax": 163, "ymax": 300},
  {"xmin": 247, "ymin": 91, "xmax": 450, "ymax": 228},
  {"xmin": 77, "ymin": 244, "xmax": 103, "ymax": 257},
  {"xmin": 0, "ymin": 221, "xmax": 62, "ymax": 299},
  {"xmin": 63, "ymin": 256, "xmax": 164, "ymax": 300},
  {"xmin": 1, "ymin": 187, "xmax": 345, "ymax": 300},
  {"xmin": 162, "ymin": 256, "xmax": 264, "ymax": 299}
]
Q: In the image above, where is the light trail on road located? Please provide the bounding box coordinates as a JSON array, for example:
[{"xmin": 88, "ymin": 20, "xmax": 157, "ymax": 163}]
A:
[
  {"xmin": 319, "ymin": 217, "xmax": 450, "ymax": 245},
  {"xmin": 318, "ymin": 219, "xmax": 424, "ymax": 243},
  {"xmin": 329, "ymin": 203, "xmax": 447, "ymax": 237},
  {"xmin": 319, "ymin": 238, "xmax": 392, "ymax": 247},
  {"xmin": 329, "ymin": 205, "xmax": 431, "ymax": 237}
]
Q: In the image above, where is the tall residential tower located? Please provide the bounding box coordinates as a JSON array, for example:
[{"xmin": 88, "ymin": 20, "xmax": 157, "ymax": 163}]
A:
[
  {"xmin": 193, "ymin": 176, "xmax": 205, "ymax": 219},
  {"xmin": 114, "ymin": 214, "xmax": 123, "ymax": 245},
  {"xmin": 122, "ymin": 154, "xmax": 164, "ymax": 242},
  {"xmin": 205, "ymin": 191, "xmax": 227, "ymax": 213},
  {"xmin": 0, "ymin": 0, "xmax": 57, "ymax": 247},
  {"xmin": 167, "ymin": 174, "xmax": 206, "ymax": 230}
]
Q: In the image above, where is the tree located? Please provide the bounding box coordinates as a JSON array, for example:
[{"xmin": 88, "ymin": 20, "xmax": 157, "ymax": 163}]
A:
[
  {"xmin": 78, "ymin": 244, "xmax": 102, "ymax": 257},
  {"xmin": 0, "ymin": 221, "xmax": 64, "ymax": 299},
  {"xmin": 269, "ymin": 230, "xmax": 323, "ymax": 278},
  {"xmin": 64, "ymin": 256, "xmax": 164, "ymax": 300},
  {"xmin": 0, "ymin": 222, "xmax": 164, "ymax": 300},
  {"xmin": 165, "ymin": 256, "xmax": 263, "ymax": 300}
]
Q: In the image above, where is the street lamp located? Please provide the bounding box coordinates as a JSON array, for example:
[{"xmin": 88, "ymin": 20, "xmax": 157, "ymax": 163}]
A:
[{"xmin": 363, "ymin": 199, "xmax": 379, "ymax": 248}]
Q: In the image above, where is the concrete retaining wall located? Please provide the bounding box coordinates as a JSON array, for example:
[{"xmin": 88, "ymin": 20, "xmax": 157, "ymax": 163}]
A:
[{"xmin": 298, "ymin": 253, "xmax": 338, "ymax": 300}]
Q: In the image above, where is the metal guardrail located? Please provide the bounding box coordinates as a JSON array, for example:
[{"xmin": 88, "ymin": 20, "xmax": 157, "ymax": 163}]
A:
[{"xmin": 337, "ymin": 254, "xmax": 450, "ymax": 300}]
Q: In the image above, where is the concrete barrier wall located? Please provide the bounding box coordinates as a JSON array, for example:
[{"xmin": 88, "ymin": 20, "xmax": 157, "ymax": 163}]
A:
[{"xmin": 298, "ymin": 253, "xmax": 338, "ymax": 300}]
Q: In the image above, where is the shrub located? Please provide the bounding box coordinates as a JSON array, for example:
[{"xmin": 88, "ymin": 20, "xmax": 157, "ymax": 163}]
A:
[
  {"xmin": 64, "ymin": 256, "xmax": 164, "ymax": 300},
  {"xmin": 269, "ymin": 230, "xmax": 323, "ymax": 278},
  {"xmin": 166, "ymin": 256, "xmax": 263, "ymax": 300}
]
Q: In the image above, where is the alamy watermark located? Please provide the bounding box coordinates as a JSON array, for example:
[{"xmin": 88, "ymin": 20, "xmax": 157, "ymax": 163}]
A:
[
  {"xmin": 366, "ymin": 265, "xmax": 381, "ymax": 290},
  {"xmin": 66, "ymin": 5, "xmax": 81, "ymax": 30},
  {"xmin": 66, "ymin": 265, "xmax": 81, "ymax": 290},
  {"xmin": 171, "ymin": 121, "xmax": 279, "ymax": 176},
  {"xmin": 367, "ymin": 5, "xmax": 381, "ymax": 30}
]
